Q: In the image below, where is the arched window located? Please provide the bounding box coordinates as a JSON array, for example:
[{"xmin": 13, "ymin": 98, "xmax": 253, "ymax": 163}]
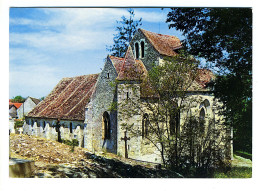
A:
[
  {"xmin": 199, "ymin": 108, "xmax": 206, "ymax": 132},
  {"xmin": 70, "ymin": 122, "xmax": 73, "ymax": 133},
  {"xmin": 141, "ymin": 41, "xmax": 145, "ymax": 58},
  {"xmin": 170, "ymin": 110, "xmax": 180, "ymax": 136},
  {"xmin": 204, "ymin": 99, "xmax": 210, "ymax": 108},
  {"xmin": 142, "ymin": 113, "xmax": 149, "ymax": 138},
  {"xmin": 200, "ymin": 108, "xmax": 205, "ymax": 120},
  {"xmin": 135, "ymin": 42, "xmax": 139, "ymax": 59},
  {"xmin": 102, "ymin": 111, "xmax": 110, "ymax": 139}
]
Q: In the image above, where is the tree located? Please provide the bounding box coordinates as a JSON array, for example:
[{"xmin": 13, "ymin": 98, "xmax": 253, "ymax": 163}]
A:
[
  {"xmin": 107, "ymin": 9, "xmax": 142, "ymax": 57},
  {"xmin": 116, "ymin": 53, "xmax": 229, "ymax": 175},
  {"xmin": 11, "ymin": 95, "xmax": 25, "ymax": 103},
  {"xmin": 166, "ymin": 8, "xmax": 252, "ymax": 153},
  {"xmin": 40, "ymin": 97, "xmax": 45, "ymax": 101}
]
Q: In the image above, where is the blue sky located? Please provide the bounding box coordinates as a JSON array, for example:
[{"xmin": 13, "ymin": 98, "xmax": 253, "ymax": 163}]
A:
[{"xmin": 9, "ymin": 8, "xmax": 184, "ymax": 99}]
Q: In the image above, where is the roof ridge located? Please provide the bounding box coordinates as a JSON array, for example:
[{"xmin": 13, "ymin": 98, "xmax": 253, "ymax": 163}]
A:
[{"xmin": 118, "ymin": 46, "xmax": 136, "ymax": 77}]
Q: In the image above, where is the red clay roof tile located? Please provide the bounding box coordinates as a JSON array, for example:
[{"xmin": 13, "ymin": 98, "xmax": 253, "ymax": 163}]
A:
[
  {"xmin": 27, "ymin": 74, "xmax": 99, "ymax": 121},
  {"xmin": 140, "ymin": 29, "xmax": 182, "ymax": 56}
]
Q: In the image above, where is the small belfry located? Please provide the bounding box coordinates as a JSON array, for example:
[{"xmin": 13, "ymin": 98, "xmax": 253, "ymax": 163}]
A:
[{"xmin": 23, "ymin": 28, "xmax": 231, "ymax": 164}]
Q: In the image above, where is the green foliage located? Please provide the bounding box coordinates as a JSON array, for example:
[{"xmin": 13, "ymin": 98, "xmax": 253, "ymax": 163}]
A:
[
  {"xmin": 118, "ymin": 54, "xmax": 229, "ymax": 175},
  {"xmin": 107, "ymin": 9, "xmax": 142, "ymax": 57},
  {"xmin": 11, "ymin": 95, "xmax": 25, "ymax": 103},
  {"xmin": 108, "ymin": 101, "xmax": 117, "ymax": 112},
  {"xmin": 61, "ymin": 139, "xmax": 79, "ymax": 152},
  {"xmin": 166, "ymin": 8, "xmax": 252, "ymax": 153},
  {"xmin": 14, "ymin": 119, "xmax": 24, "ymax": 129},
  {"xmin": 235, "ymin": 151, "xmax": 252, "ymax": 160},
  {"xmin": 213, "ymin": 167, "xmax": 252, "ymax": 178},
  {"xmin": 39, "ymin": 97, "xmax": 45, "ymax": 101}
]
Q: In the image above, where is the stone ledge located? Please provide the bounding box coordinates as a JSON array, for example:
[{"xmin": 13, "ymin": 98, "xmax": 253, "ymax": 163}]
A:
[{"xmin": 9, "ymin": 158, "xmax": 35, "ymax": 178}]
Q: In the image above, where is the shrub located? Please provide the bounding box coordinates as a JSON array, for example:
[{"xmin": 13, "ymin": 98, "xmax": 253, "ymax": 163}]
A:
[
  {"xmin": 14, "ymin": 119, "xmax": 24, "ymax": 129},
  {"xmin": 61, "ymin": 139, "xmax": 79, "ymax": 152}
]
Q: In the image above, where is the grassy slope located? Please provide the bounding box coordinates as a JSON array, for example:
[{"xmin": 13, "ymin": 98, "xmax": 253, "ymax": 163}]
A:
[{"xmin": 213, "ymin": 155, "xmax": 252, "ymax": 178}]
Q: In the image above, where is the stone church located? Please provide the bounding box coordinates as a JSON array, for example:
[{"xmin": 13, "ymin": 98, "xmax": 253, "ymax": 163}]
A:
[{"xmin": 23, "ymin": 29, "xmax": 231, "ymax": 163}]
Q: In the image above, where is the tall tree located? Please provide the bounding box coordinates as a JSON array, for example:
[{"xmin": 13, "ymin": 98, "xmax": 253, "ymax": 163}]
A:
[
  {"xmin": 107, "ymin": 9, "xmax": 142, "ymax": 57},
  {"xmin": 116, "ymin": 53, "xmax": 229, "ymax": 175},
  {"xmin": 166, "ymin": 8, "xmax": 252, "ymax": 153}
]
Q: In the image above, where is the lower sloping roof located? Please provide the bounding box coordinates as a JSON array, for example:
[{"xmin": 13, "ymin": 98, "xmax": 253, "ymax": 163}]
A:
[{"xmin": 27, "ymin": 74, "xmax": 99, "ymax": 121}]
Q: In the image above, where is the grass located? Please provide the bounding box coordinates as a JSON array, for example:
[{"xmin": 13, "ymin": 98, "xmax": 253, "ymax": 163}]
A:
[
  {"xmin": 234, "ymin": 151, "xmax": 252, "ymax": 160},
  {"xmin": 212, "ymin": 153, "xmax": 252, "ymax": 178},
  {"xmin": 213, "ymin": 166, "xmax": 252, "ymax": 178}
]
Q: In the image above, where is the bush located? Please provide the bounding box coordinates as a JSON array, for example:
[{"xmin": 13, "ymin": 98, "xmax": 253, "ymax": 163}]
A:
[
  {"xmin": 14, "ymin": 119, "xmax": 24, "ymax": 129},
  {"xmin": 61, "ymin": 139, "xmax": 79, "ymax": 152}
]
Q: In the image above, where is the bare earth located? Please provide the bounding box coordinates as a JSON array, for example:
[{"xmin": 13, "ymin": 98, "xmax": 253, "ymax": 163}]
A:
[{"xmin": 9, "ymin": 134, "xmax": 182, "ymax": 178}]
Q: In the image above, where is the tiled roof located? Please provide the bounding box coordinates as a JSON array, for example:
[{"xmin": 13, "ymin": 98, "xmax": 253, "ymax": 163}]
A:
[
  {"xmin": 9, "ymin": 102, "xmax": 22, "ymax": 109},
  {"xmin": 109, "ymin": 56, "xmax": 124, "ymax": 74},
  {"xmin": 109, "ymin": 50, "xmax": 213, "ymax": 97},
  {"xmin": 195, "ymin": 69, "xmax": 214, "ymax": 88},
  {"xmin": 114, "ymin": 46, "xmax": 147, "ymax": 81},
  {"xmin": 140, "ymin": 28, "xmax": 182, "ymax": 56},
  {"xmin": 27, "ymin": 74, "xmax": 99, "ymax": 121}
]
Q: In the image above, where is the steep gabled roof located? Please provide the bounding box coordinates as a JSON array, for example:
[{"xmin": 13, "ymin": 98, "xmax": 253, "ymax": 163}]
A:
[
  {"xmin": 195, "ymin": 69, "xmax": 215, "ymax": 89},
  {"xmin": 139, "ymin": 28, "xmax": 182, "ymax": 57},
  {"xmin": 115, "ymin": 46, "xmax": 147, "ymax": 81},
  {"xmin": 109, "ymin": 56, "xmax": 125, "ymax": 74},
  {"xmin": 9, "ymin": 101, "xmax": 22, "ymax": 109},
  {"xmin": 27, "ymin": 74, "xmax": 99, "ymax": 121}
]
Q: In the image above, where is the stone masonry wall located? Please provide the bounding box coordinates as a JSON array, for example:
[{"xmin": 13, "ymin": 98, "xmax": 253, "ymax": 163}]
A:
[
  {"xmin": 84, "ymin": 57, "xmax": 118, "ymax": 154},
  {"xmin": 130, "ymin": 29, "xmax": 161, "ymax": 71}
]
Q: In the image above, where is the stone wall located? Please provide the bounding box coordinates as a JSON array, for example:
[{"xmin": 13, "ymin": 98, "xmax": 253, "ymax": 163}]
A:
[
  {"xmin": 116, "ymin": 86, "xmax": 230, "ymax": 163},
  {"xmin": 130, "ymin": 29, "xmax": 161, "ymax": 71},
  {"xmin": 84, "ymin": 57, "xmax": 118, "ymax": 153},
  {"xmin": 116, "ymin": 83, "xmax": 161, "ymax": 162}
]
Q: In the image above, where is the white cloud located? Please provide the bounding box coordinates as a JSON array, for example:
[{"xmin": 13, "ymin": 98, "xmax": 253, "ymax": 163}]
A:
[
  {"xmin": 9, "ymin": 47, "xmax": 50, "ymax": 66},
  {"xmin": 10, "ymin": 8, "xmax": 165, "ymax": 53},
  {"xmin": 9, "ymin": 64, "xmax": 60, "ymax": 98},
  {"xmin": 9, "ymin": 8, "xmax": 166, "ymax": 98}
]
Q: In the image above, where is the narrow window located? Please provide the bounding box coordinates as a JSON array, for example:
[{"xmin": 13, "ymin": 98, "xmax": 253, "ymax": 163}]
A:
[
  {"xmin": 107, "ymin": 73, "xmax": 110, "ymax": 79},
  {"xmin": 199, "ymin": 108, "xmax": 205, "ymax": 132},
  {"xmin": 199, "ymin": 108, "xmax": 205, "ymax": 121},
  {"xmin": 70, "ymin": 122, "xmax": 73, "ymax": 133},
  {"xmin": 142, "ymin": 113, "xmax": 149, "ymax": 138},
  {"xmin": 141, "ymin": 41, "xmax": 145, "ymax": 58},
  {"xmin": 170, "ymin": 110, "xmax": 180, "ymax": 136},
  {"xmin": 102, "ymin": 112, "xmax": 110, "ymax": 139},
  {"xmin": 126, "ymin": 92, "xmax": 129, "ymax": 99},
  {"xmin": 135, "ymin": 42, "xmax": 139, "ymax": 59}
]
